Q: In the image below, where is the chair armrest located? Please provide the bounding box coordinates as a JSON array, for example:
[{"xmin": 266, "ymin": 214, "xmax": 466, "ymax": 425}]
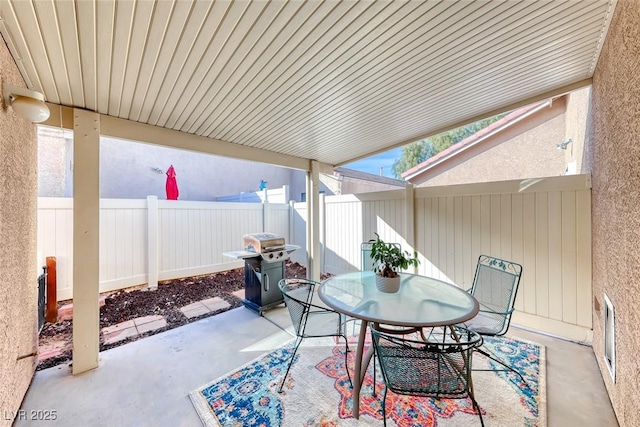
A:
[
  {"xmin": 478, "ymin": 304, "xmax": 515, "ymax": 316},
  {"xmin": 307, "ymin": 302, "xmax": 341, "ymax": 315}
]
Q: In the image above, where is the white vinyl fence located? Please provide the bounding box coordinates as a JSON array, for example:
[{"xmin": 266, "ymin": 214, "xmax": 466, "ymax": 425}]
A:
[
  {"xmin": 37, "ymin": 197, "xmax": 291, "ymax": 301},
  {"xmin": 413, "ymin": 176, "xmax": 592, "ymax": 342},
  {"xmin": 293, "ymin": 175, "xmax": 593, "ymax": 342},
  {"xmin": 38, "ymin": 175, "xmax": 593, "ymax": 342}
]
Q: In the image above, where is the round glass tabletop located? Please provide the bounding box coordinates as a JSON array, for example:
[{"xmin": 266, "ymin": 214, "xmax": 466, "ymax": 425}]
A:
[{"xmin": 319, "ymin": 271, "xmax": 479, "ymax": 327}]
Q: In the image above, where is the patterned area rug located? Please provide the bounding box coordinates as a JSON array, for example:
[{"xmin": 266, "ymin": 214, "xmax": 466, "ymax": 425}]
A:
[{"xmin": 190, "ymin": 335, "xmax": 546, "ymax": 426}]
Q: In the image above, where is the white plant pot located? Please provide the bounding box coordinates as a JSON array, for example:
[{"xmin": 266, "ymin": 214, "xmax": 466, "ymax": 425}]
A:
[{"xmin": 375, "ymin": 274, "xmax": 400, "ymax": 293}]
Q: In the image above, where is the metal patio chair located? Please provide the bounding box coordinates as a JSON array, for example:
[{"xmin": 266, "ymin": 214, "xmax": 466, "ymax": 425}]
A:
[
  {"xmin": 464, "ymin": 255, "xmax": 524, "ymax": 381},
  {"xmin": 371, "ymin": 326, "xmax": 484, "ymax": 426},
  {"xmin": 277, "ymin": 278, "xmax": 352, "ymax": 393}
]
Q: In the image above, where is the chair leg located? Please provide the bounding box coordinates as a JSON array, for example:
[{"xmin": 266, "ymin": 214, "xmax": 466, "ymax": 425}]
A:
[
  {"xmin": 475, "ymin": 348, "xmax": 527, "ymax": 384},
  {"xmin": 372, "ymin": 349, "xmax": 377, "ymax": 396},
  {"xmin": 466, "ymin": 376, "xmax": 485, "ymax": 427},
  {"xmin": 382, "ymin": 388, "xmax": 388, "ymax": 427},
  {"xmin": 278, "ymin": 337, "xmax": 303, "ymax": 393},
  {"xmin": 468, "ymin": 395, "xmax": 485, "ymax": 427},
  {"xmin": 341, "ymin": 334, "xmax": 353, "ymax": 388}
]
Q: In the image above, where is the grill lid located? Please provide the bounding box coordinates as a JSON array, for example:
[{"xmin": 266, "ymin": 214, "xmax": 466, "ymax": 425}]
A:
[{"xmin": 243, "ymin": 233, "xmax": 286, "ymax": 253}]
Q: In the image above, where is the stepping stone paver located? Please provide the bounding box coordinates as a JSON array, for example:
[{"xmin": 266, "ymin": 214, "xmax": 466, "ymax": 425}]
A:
[
  {"xmin": 102, "ymin": 321, "xmax": 138, "ymax": 345},
  {"xmin": 232, "ymin": 289, "xmax": 245, "ymax": 300},
  {"xmin": 102, "ymin": 319, "xmax": 136, "ymax": 334},
  {"xmin": 201, "ymin": 297, "xmax": 230, "ymax": 312},
  {"xmin": 101, "ymin": 315, "xmax": 168, "ymax": 344},
  {"xmin": 180, "ymin": 302, "xmax": 210, "ymax": 319},
  {"xmin": 180, "ymin": 297, "xmax": 231, "ymax": 319},
  {"xmin": 38, "ymin": 340, "xmax": 71, "ymax": 361},
  {"xmin": 57, "ymin": 304, "xmax": 73, "ymax": 321},
  {"xmin": 56, "ymin": 296, "xmax": 107, "ymax": 322},
  {"xmin": 134, "ymin": 315, "xmax": 167, "ymax": 334}
]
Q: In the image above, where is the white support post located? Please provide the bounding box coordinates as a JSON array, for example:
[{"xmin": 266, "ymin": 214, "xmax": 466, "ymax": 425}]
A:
[
  {"xmin": 405, "ymin": 184, "xmax": 417, "ymax": 274},
  {"xmin": 72, "ymin": 109, "xmax": 100, "ymax": 375},
  {"xmin": 319, "ymin": 193, "xmax": 326, "ymax": 274},
  {"xmin": 147, "ymin": 196, "xmax": 159, "ymax": 289},
  {"xmin": 283, "ymin": 185, "xmax": 290, "ymax": 203},
  {"xmin": 306, "ymin": 161, "xmax": 321, "ymax": 281}
]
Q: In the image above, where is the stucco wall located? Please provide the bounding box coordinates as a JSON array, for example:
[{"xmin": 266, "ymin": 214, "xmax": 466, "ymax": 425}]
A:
[
  {"xmin": 340, "ymin": 179, "xmax": 405, "ymax": 194},
  {"xmin": 37, "ymin": 127, "xmax": 71, "ymax": 197},
  {"xmin": 0, "ymin": 41, "xmax": 38, "ymax": 424},
  {"xmin": 37, "ymin": 129, "xmax": 299, "ymax": 201},
  {"xmin": 589, "ymin": 3, "xmax": 640, "ymax": 426},
  {"xmin": 100, "ymin": 137, "xmax": 297, "ymax": 201},
  {"xmin": 418, "ymin": 99, "xmax": 567, "ymax": 187},
  {"xmin": 564, "ymin": 87, "xmax": 591, "ymax": 174}
]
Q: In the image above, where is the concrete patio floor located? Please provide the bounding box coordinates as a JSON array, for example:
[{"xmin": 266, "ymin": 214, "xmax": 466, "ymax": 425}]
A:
[{"xmin": 18, "ymin": 305, "xmax": 618, "ymax": 426}]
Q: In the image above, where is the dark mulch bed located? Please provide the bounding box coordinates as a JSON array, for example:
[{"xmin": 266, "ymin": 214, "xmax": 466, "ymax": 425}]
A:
[{"xmin": 37, "ymin": 261, "xmax": 314, "ymax": 371}]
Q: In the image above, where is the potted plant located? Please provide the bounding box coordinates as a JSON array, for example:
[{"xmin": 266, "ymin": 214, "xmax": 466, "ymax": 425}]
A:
[{"xmin": 368, "ymin": 233, "xmax": 420, "ymax": 293}]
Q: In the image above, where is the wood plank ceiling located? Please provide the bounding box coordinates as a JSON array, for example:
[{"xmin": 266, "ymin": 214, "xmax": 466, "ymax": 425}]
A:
[{"xmin": 0, "ymin": 0, "xmax": 616, "ymax": 168}]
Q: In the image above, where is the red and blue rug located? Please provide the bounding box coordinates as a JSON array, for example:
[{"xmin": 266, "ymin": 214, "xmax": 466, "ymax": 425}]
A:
[{"xmin": 190, "ymin": 335, "xmax": 545, "ymax": 426}]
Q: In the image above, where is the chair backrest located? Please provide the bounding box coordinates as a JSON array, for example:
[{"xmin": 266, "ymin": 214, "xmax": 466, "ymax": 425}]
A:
[
  {"xmin": 278, "ymin": 279, "xmax": 316, "ymax": 337},
  {"xmin": 361, "ymin": 241, "xmax": 401, "ymax": 272},
  {"xmin": 469, "ymin": 255, "xmax": 523, "ymax": 336},
  {"xmin": 371, "ymin": 327, "xmax": 482, "ymax": 398}
]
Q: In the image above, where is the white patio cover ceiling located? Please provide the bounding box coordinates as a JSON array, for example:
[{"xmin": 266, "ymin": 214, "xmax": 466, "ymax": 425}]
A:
[{"xmin": 0, "ymin": 0, "xmax": 615, "ymax": 168}]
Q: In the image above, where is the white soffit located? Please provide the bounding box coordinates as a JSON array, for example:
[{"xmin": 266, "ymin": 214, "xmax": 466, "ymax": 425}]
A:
[{"xmin": 0, "ymin": 0, "xmax": 616, "ymax": 167}]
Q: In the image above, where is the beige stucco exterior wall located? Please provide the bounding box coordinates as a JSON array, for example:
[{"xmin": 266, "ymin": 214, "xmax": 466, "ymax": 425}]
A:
[
  {"xmin": 318, "ymin": 172, "xmax": 403, "ymax": 197},
  {"xmin": 564, "ymin": 87, "xmax": 591, "ymax": 174},
  {"xmin": 417, "ymin": 99, "xmax": 567, "ymax": 187},
  {"xmin": 37, "ymin": 128, "xmax": 299, "ymax": 201},
  {"xmin": 589, "ymin": 2, "xmax": 640, "ymax": 426},
  {"xmin": 340, "ymin": 179, "xmax": 404, "ymax": 195},
  {"xmin": 0, "ymin": 41, "xmax": 39, "ymax": 424},
  {"xmin": 38, "ymin": 127, "xmax": 70, "ymax": 197}
]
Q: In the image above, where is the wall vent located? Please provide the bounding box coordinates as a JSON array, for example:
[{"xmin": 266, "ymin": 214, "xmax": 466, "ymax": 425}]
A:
[{"xmin": 603, "ymin": 293, "xmax": 615, "ymax": 382}]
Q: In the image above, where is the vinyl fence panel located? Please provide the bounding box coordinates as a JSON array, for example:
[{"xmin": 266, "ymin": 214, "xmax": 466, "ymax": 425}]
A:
[
  {"xmin": 38, "ymin": 175, "xmax": 592, "ymax": 342},
  {"xmin": 414, "ymin": 175, "xmax": 593, "ymax": 342},
  {"xmin": 37, "ymin": 198, "xmax": 290, "ymax": 301},
  {"xmin": 37, "ymin": 198, "xmax": 74, "ymax": 300},
  {"xmin": 289, "ymin": 175, "xmax": 593, "ymax": 342}
]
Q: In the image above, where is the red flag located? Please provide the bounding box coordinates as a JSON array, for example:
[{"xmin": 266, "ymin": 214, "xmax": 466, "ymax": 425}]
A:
[{"xmin": 165, "ymin": 165, "xmax": 179, "ymax": 200}]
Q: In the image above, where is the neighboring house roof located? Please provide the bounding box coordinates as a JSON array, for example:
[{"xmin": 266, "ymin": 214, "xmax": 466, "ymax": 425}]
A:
[
  {"xmin": 333, "ymin": 167, "xmax": 407, "ymax": 187},
  {"xmin": 401, "ymin": 100, "xmax": 553, "ymax": 181}
]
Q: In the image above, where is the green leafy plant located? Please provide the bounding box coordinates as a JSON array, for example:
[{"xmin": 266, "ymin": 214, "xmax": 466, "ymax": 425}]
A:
[{"xmin": 368, "ymin": 233, "xmax": 419, "ymax": 278}]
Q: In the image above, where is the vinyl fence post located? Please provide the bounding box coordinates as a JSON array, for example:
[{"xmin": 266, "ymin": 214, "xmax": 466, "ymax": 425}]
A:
[
  {"xmin": 288, "ymin": 200, "xmax": 295, "ymax": 244},
  {"xmin": 262, "ymin": 202, "xmax": 268, "ymax": 232},
  {"xmin": 405, "ymin": 184, "xmax": 417, "ymax": 274},
  {"xmin": 147, "ymin": 196, "xmax": 159, "ymax": 289}
]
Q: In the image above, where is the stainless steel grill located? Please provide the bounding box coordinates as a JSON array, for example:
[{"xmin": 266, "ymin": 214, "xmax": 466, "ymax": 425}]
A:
[
  {"xmin": 243, "ymin": 232, "xmax": 289, "ymax": 263},
  {"xmin": 223, "ymin": 233, "xmax": 299, "ymax": 314}
]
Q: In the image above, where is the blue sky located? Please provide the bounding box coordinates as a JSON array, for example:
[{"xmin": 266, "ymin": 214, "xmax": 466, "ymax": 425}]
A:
[{"xmin": 343, "ymin": 147, "xmax": 403, "ymax": 178}]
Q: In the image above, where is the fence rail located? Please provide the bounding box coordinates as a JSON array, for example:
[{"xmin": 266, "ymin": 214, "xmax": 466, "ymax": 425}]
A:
[{"xmin": 37, "ymin": 175, "xmax": 593, "ymax": 342}]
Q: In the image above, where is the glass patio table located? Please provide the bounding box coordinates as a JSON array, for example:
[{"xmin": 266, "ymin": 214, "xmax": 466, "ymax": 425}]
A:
[{"xmin": 318, "ymin": 271, "xmax": 479, "ymax": 419}]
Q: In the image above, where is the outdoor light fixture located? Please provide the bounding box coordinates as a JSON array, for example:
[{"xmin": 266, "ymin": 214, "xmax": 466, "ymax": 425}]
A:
[
  {"xmin": 556, "ymin": 138, "xmax": 573, "ymax": 150},
  {"xmin": 2, "ymin": 82, "xmax": 50, "ymax": 123}
]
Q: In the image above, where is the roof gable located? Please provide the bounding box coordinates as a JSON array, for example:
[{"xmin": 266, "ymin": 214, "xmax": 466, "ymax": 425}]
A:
[{"xmin": 402, "ymin": 100, "xmax": 554, "ymax": 181}]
